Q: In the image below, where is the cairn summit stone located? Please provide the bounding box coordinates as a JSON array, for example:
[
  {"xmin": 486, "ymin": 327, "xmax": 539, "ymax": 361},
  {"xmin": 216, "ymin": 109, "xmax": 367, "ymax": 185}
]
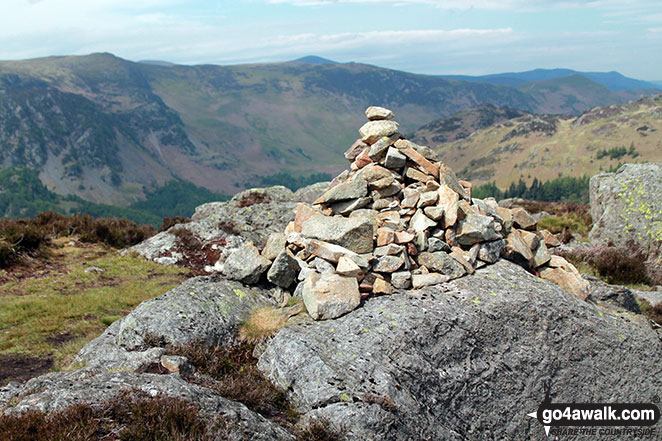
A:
[
  {"xmin": 365, "ymin": 106, "xmax": 394, "ymax": 121},
  {"xmin": 359, "ymin": 120, "xmax": 399, "ymax": 144},
  {"xmin": 301, "ymin": 216, "xmax": 374, "ymax": 254}
]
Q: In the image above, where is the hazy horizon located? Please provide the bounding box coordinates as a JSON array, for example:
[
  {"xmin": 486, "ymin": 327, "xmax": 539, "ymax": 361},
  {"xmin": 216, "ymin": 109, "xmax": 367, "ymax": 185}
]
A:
[{"xmin": 1, "ymin": 0, "xmax": 661, "ymax": 81}]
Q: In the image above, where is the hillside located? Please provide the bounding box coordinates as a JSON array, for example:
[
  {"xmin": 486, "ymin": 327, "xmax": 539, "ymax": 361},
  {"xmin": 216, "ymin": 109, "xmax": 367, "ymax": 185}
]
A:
[
  {"xmin": 1, "ymin": 53, "xmax": 659, "ymax": 213},
  {"xmin": 412, "ymin": 95, "xmax": 662, "ymax": 189}
]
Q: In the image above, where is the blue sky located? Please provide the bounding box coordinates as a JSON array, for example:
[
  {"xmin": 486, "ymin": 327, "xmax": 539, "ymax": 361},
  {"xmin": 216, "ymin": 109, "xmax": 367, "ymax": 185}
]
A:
[{"xmin": 1, "ymin": 0, "xmax": 660, "ymax": 80}]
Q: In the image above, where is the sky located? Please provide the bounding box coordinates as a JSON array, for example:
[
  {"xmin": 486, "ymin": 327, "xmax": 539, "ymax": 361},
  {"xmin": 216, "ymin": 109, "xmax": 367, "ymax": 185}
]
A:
[{"xmin": 1, "ymin": 0, "xmax": 660, "ymax": 80}]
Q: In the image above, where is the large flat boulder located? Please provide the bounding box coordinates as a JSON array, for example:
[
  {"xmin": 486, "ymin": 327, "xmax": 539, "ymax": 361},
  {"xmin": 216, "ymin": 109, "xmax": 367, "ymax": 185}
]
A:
[
  {"xmin": 589, "ymin": 163, "xmax": 662, "ymax": 252},
  {"xmin": 258, "ymin": 260, "xmax": 662, "ymax": 440}
]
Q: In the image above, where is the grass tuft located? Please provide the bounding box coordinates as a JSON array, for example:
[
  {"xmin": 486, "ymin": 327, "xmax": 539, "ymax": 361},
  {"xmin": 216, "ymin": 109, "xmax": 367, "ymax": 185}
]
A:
[{"xmin": 239, "ymin": 306, "xmax": 289, "ymax": 344}]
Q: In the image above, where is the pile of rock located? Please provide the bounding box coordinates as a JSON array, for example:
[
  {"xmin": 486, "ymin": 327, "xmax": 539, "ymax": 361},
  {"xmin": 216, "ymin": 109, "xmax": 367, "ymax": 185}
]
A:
[{"xmin": 222, "ymin": 106, "xmax": 589, "ymax": 320}]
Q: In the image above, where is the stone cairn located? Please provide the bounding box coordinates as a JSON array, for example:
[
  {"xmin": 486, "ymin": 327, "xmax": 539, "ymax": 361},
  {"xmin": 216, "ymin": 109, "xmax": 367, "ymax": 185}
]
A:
[{"xmin": 222, "ymin": 106, "xmax": 589, "ymax": 320}]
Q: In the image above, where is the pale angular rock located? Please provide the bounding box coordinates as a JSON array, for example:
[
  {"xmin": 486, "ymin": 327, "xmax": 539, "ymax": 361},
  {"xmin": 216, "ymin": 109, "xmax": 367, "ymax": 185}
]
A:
[
  {"xmin": 495, "ymin": 207, "xmax": 514, "ymax": 233},
  {"xmin": 512, "ymin": 207, "xmax": 537, "ymax": 231},
  {"xmin": 450, "ymin": 247, "xmax": 476, "ymax": 275},
  {"xmin": 306, "ymin": 240, "xmax": 370, "ymax": 268},
  {"xmin": 520, "ymin": 229, "xmax": 540, "ymax": 251},
  {"xmin": 455, "ymin": 214, "xmax": 500, "ymax": 246},
  {"xmin": 262, "ymin": 232, "xmax": 287, "ymax": 260},
  {"xmin": 313, "ymin": 257, "xmax": 336, "ymax": 274},
  {"xmin": 359, "ymin": 120, "xmax": 399, "ymax": 144},
  {"xmin": 302, "ymin": 272, "xmax": 361, "ymax": 320},
  {"xmin": 437, "ymin": 184, "xmax": 460, "ymax": 228},
  {"xmin": 401, "ymin": 193, "xmax": 420, "ymax": 208},
  {"xmin": 532, "ymin": 241, "xmax": 552, "ymax": 268},
  {"xmin": 160, "ymin": 355, "xmax": 195, "ymax": 375},
  {"xmin": 365, "ymin": 106, "xmax": 395, "ymax": 120},
  {"xmin": 302, "ymin": 216, "xmax": 374, "ymax": 254},
  {"xmin": 417, "ymin": 191, "xmax": 438, "ymax": 208},
  {"xmin": 405, "ymin": 166, "xmax": 434, "ymax": 183},
  {"xmin": 417, "ymin": 252, "xmax": 466, "ymax": 279},
  {"xmin": 267, "ymin": 248, "xmax": 299, "ymax": 288},
  {"xmin": 355, "ymin": 164, "xmax": 392, "ymax": 183},
  {"xmin": 353, "ymin": 147, "xmax": 373, "ymax": 169},
  {"xmin": 391, "ymin": 271, "xmax": 412, "ymax": 289},
  {"xmin": 331, "ymin": 197, "xmax": 372, "ymax": 215},
  {"xmin": 294, "ymin": 203, "xmax": 322, "ymax": 232},
  {"xmin": 410, "ymin": 210, "xmax": 436, "ymax": 232},
  {"xmin": 412, "ymin": 272, "xmax": 451, "ymax": 288},
  {"xmin": 504, "ymin": 229, "xmax": 535, "ymax": 267},
  {"xmin": 539, "ymin": 256, "xmax": 590, "ymax": 300},
  {"xmin": 416, "ymin": 230, "xmax": 428, "ymax": 251},
  {"xmin": 376, "ymin": 227, "xmax": 395, "ymax": 246},
  {"xmin": 373, "ymin": 278, "xmax": 393, "ymax": 294},
  {"xmin": 478, "ymin": 239, "xmax": 506, "ymax": 263},
  {"xmin": 368, "ymin": 134, "xmax": 400, "ymax": 160},
  {"xmin": 384, "ymin": 147, "xmax": 407, "ymax": 169},
  {"xmin": 423, "ymin": 205, "xmax": 444, "ymax": 221},
  {"xmin": 539, "ymin": 229, "xmax": 561, "ymax": 247},
  {"xmin": 398, "ymin": 144, "xmax": 439, "ymax": 178},
  {"xmin": 223, "ymin": 243, "xmax": 271, "ymax": 284},
  {"xmin": 373, "ymin": 243, "xmax": 404, "ymax": 256},
  {"xmin": 371, "ymin": 183, "xmax": 401, "ymax": 199},
  {"xmin": 373, "ymin": 255, "xmax": 404, "ymax": 273},
  {"xmin": 336, "ymin": 256, "xmax": 363, "ymax": 278},
  {"xmin": 438, "ymin": 164, "xmax": 469, "ymax": 200},
  {"xmin": 345, "ymin": 139, "xmax": 369, "ymax": 161},
  {"xmin": 314, "ymin": 180, "xmax": 368, "ymax": 204},
  {"xmin": 369, "ymin": 176, "xmax": 395, "ymax": 189},
  {"xmin": 349, "ymin": 209, "xmax": 379, "ymax": 232},
  {"xmin": 394, "ymin": 231, "xmax": 415, "ymax": 244}
]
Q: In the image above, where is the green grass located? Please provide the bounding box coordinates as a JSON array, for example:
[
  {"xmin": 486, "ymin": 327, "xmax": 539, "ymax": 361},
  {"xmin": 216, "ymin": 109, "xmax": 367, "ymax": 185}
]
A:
[
  {"xmin": 538, "ymin": 212, "xmax": 592, "ymax": 238},
  {"xmin": 0, "ymin": 239, "xmax": 188, "ymax": 368}
]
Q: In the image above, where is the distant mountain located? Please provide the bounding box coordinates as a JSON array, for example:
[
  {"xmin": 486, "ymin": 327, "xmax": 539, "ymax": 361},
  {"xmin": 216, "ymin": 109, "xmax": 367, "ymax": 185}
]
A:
[
  {"xmin": 412, "ymin": 95, "xmax": 662, "ymax": 188},
  {"xmin": 138, "ymin": 60, "xmax": 177, "ymax": 66},
  {"xmin": 289, "ymin": 55, "xmax": 339, "ymax": 64},
  {"xmin": 1, "ymin": 52, "xmax": 660, "ymax": 215},
  {"xmin": 440, "ymin": 68, "xmax": 659, "ymax": 92}
]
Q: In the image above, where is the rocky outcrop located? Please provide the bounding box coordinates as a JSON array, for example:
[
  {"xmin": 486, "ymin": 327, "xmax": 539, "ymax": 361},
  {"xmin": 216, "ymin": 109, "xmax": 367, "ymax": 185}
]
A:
[
  {"xmin": 258, "ymin": 260, "xmax": 662, "ymax": 440},
  {"xmin": 589, "ymin": 162, "xmax": 662, "ymax": 252},
  {"xmin": 0, "ymin": 369, "xmax": 294, "ymax": 441},
  {"xmin": 76, "ymin": 276, "xmax": 280, "ymax": 370}
]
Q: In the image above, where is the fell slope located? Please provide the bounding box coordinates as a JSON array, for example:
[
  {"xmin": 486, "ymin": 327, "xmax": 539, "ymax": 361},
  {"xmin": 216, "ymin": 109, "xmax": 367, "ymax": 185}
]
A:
[{"xmin": 412, "ymin": 95, "xmax": 662, "ymax": 188}]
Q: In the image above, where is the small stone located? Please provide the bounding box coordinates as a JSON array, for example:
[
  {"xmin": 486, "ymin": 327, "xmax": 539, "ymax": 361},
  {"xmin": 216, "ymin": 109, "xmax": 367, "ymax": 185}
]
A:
[
  {"xmin": 428, "ymin": 237, "xmax": 450, "ymax": 253},
  {"xmin": 373, "ymin": 255, "xmax": 404, "ymax": 273},
  {"xmin": 417, "ymin": 252, "xmax": 466, "ymax": 279},
  {"xmin": 376, "ymin": 228, "xmax": 395, "ymax": 246},
  {"xmin": 365, "ymin": 106, "xmax": 395, "ymax": 121},
  {"xmin": 302, "ymin": 272, "xmax": 361, "ymax": 320},
  {"xmin": 424, "ymin": 206, "xmax": 444, "ymax": 221},
  {"xmin": 353, "ymin": 147, "xmax": 373, "ymax": 169},
  {"xmin": 372, "ymin": 183, "xmax": 401, "ymax": 199},
  {"xmin": 405, "ymin": 166, "xmax": 434, "ymax": 183},
  {"xmin": 373, "ymin": 278, "xmax": 393, "ymax": 294},
  {"xmin": 306, "ymin": 239, "xmax": 360, "ymax": 264},
  {"xmin": 410, "ymin": 210, "xmax": 437, "ymax": 232},
  {"xmin": 496, "ymin": 207, "xmax": 514, "ymax": 233},
  {"xmin": 450, "ymin": 247, "xmax": 475, "ymax": 275},
  {"xmin": 401, "ymin": 193, "xmax": 420, "ymax": 209},
  {"xmin": 391, "ymin": 271, "xmax": 412, "ymax": 289},
  {"xmin": 455, "ymin": 214, "xmax": 500, "ymax": 246},
  {"xmin": 437, "ymin": 184, "xmax": 460, "ymax": 229},
  {"xmin": 504, "ymin": 229, "xmax": 535, "ymax": 268},
  {"xmin": 370, "ymin": 176, "xmax": 395, "ymax": 189},
  {"xmin": 532, "ymin": 241, "xmax": 552, "ymax": 268},
  {"xmin": 84, "ymin": 266, "xmax": 104, "ymax": 274},
  {"xmin": 372, "ymin": 198, "xmax": 393, "ymax": 210},
  {"xmin": 314, "ymin": 180, "xmax": 368, "ymax": 205},
  {"xmin": 345, "ymin": 139, "xmax": 368, "ymax": 161},
  {"xmin": 478, "ymin": 239, "xmax": 506, "ymax": 263},
  {"xmin": 262, "ymin": 232, "xmax": 287, "ymax": 260},
  {"xmin": 416, "ymin": 230, "xmax": 428, "ymax": 252},
  {"xmin": 223, "ymin": 243, "xmax": 272, "ymax": 284},
  {"xmin": 331, "ymin": 197, "xmax": 372, "ymax": 215},
  {"xmin": 539, "ymin": 256, "xmax": 590, "ymax": 300},
  {"xmin": 512, "ymin": 208, "xmax": 537, "ymax": 231},
  {"xmin": 313, "ymin": 257, "xmax": 336, "ymax": 274},
  {"xmin": 355, "ymin": 164, "xmax": 392, "ymax": 183},
  {"xmin": 267, "ymin": 248, "xmax": 300, "ymax": 288},
  {"xmin": 539, "ymin": 229, "xmax": 561, "ymax": 247},
  {"xmin": 369, "ymin": 134, "xmax": 401, "ymax": 161},
  {"xmin": 302, "ymin": 216, "xmax": 374, "ymax": 254},
  {"xmin": 412, "ymin": 273, "xmax": 450, "ymax": 289},
  {"xmin": 384, "ymin": 147, "xmax": 407, "ymax": 169},
  {"xmin": 359, "ymin": 120, "xmax": 400, "ymax": 144},
  {"xmin": 417, "ymin": 191, "xmax": 438, "ymax": 208},
  {"xmin": 438, "ymin": 164, "xmax": 469, "ymax": 200},
  {"xmin": 397, "ymin": 142, "xmax": 439, "ymax": 178},
  {"xmin": 520, "ymin": 229, "xmax": 540, "ymax": 251},
  {"xmin": 395, "ymin": 231, "xmax": 415, "ymax": 244},
  {"xmin": 374, "ymin": 243, "xmax": 404, "ymax": 256},
  {"xmin": 336, "ymin": 256, "xmax": 363, "ymax": 278},
  {"xmin": 294, "ymin": 203, "xmax": 322, "ymax": 232},
  {"xmin": 160, "ymin": 355, "xmax": 195, "ymax": 375}
]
